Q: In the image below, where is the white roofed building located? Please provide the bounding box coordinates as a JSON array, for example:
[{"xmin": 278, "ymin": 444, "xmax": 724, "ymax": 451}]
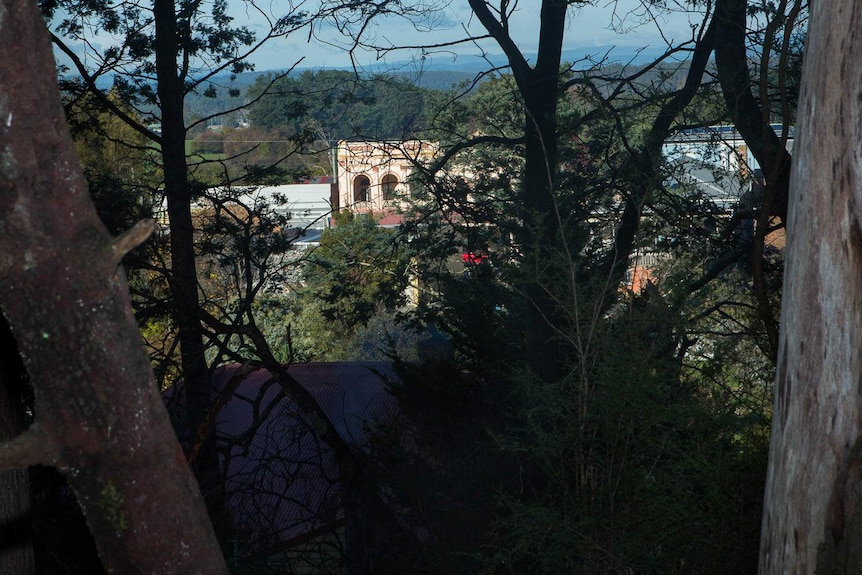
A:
[{"xmin": 213, "ymin": 179, "xmax": 337, "ymax": 229}]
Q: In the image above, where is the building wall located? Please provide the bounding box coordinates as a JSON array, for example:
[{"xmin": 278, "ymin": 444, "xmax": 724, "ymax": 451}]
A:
[
  {"xmin": 662, "ymin": 125, "xmax": 795, "ymax": 175},
  {"xmin": 336, "ymin": 140, "xmax": 436, "ymax": 219},
  {"xmin": 250, "ymin": 183, "xmax": 335, "ymax": 228},
  {"xmin": 192, "ymin": 183, "xmax": 336, "ymax": 229}
]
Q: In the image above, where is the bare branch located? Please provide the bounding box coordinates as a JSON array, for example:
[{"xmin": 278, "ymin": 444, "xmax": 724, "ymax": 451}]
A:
[
  {"xmin": 51, "ymin": 33, "xmax": 163, "ymax": 145},
  {"xmin": 110, "ymin": 219, "xmax": 156, "ymax": 269}
]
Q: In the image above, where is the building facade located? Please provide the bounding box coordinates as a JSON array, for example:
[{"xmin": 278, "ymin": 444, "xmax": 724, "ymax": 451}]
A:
[{"xmin": 336, "ymin": 140, "xmax": 437, "ymax": 224}]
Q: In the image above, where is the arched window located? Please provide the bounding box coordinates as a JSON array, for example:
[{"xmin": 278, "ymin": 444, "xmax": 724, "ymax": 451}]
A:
[
  {"xmin": 381, "ymin": 174, "xmax": 399, "ymax": 201},
  {"xmin": 353, "ymin": 175, "xmax": 371, "ymax": 202}
]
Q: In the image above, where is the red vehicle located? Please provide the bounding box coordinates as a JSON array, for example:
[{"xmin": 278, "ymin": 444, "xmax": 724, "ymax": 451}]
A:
[{"xmin": 461, "ymin": 251, "xmax": 489, "ymax": 265}]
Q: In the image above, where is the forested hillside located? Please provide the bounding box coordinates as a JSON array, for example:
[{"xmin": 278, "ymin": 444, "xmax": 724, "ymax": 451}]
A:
[
  {"xmin": 183, "ymin": 68, "xmax": 474, "ymax": 131},
  {"xmin": 246, "ymin": 69, "xmax": 430, "ymax": 139}
]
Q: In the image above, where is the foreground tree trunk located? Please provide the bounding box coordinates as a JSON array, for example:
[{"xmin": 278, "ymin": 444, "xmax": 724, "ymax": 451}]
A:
[
  {"xmin": 0, "ymin": 317, "xmax": 34, "ymax": 574},
  {"xmin": 0, "ymin": 1, "xmax": 228, "ymax": 572},
  {"xmin": 759, "ymin": 3, "xmax": 862, "ymax": 573},
  {"xmin": 467, "ymin": 0, "xmax": 567, "ymax": 382}
]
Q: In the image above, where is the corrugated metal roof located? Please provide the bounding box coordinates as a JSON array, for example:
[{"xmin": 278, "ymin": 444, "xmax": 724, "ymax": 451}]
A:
[{"xmin": 163, "ymin": 362, "xmax": 401, "ymax": 558}]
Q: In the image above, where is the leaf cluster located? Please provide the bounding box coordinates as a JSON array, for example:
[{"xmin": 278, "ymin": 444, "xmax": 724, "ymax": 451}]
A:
[{"xmin": 302, "ymin": 212, "xmax": 410, "ymax": 329}]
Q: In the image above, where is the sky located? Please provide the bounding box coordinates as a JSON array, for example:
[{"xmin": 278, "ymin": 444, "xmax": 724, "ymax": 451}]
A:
[
  {"xmin": 54, "ymin": 1, "xmax": 707, "ymax": 76},
  {"xmin": 234, "ymin": 0, "xmax": 707, "ymax": 72}
]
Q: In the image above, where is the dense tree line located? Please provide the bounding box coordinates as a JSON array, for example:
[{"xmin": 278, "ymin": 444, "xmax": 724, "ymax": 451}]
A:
[{"xmin": 246, "ymin": 69, "xmax": 432, "ymax": 140}]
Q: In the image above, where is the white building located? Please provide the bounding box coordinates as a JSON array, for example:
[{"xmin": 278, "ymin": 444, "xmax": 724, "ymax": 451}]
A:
[
  {"xmin": 661, "ymin": 124, "xmax": 795, "ymax": 210},
  {"xmin": 662, "ymin": 124, "xmax": 795, "ymax": 176},
  {"xmin": 200, "ymin": 180, "xmax": 337, "ymax": 229}
]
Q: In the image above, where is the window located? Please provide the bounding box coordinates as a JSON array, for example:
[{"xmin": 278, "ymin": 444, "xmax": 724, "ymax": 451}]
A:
[
  {"xmin": 353, "ymin": 175, "xmax": 370, "ymax": 202},
  {"xmin": 381, "ymin": 174, "xmax": 399, "ymax": 201}
]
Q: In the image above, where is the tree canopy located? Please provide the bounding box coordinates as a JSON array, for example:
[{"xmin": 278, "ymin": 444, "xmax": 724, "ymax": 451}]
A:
[{"xmin": 247, "ymin": 69, "xmax": 432, "ymax": 140}]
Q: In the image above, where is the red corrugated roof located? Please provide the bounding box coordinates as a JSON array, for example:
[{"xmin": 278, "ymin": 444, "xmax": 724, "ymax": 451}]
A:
[{"xmin": 163, "ymin": 362, "xmax": 401, "ymax": 557}]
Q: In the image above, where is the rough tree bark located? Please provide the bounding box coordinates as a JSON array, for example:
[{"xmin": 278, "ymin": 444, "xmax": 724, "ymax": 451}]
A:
[
  {"xmin": 0, "ymin": 315, "xmax": 34, "ymax": 575},
  {"xmin": 0, "ymin": 0, "xmax": 229, "ymax": 572},
  {"xmin": 759, "ymin": 2, "xmax": 862, "ymax": 573}
]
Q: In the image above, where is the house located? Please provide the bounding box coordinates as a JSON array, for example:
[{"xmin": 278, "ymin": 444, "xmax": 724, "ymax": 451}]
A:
[
  {"xmin": 662, "ymin": 124, "xmax": 795, "ymax": 176},
  {"xmin": 163, "ymin": 362, "xmax": 403, "ymax": 565},
  {"xmin": 662, "ymin": 124, "xmax": 794, "ymax": 220},
  {"xmin": 204, "ymin": 178, "xmax": 338, "ymax": 229},
  {"xmin": 622, "ymin": 125, "xmax": 794, "ymax": 292},
  {"xmin": 156, "ymin": 178, "xmax": 338, "ymax": 233}
]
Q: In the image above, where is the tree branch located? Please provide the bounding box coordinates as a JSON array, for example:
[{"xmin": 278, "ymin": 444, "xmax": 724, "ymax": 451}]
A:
[
  {"xmin": 714, "ymin": 0, "xmax": 792, "ymax": 220},
  {"xmin": 467, "ymin": 0, "xmax": 532, "ymax": 84},
  {"xmin": 0, "ymin": 426, "xmax": 58, "ymax": 473},
  {"xmin": 50, "ymin": 34, "xmax": 163, "ymax": 145},
  {"xmin": 428, "ymin": 134, "xmax": 525, "ymax": 176}
]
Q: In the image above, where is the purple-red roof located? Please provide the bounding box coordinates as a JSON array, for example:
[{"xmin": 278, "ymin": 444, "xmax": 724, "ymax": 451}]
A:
[{"xmin": 163, "ymin": 362, "xmax": 401, "ymax": 557}]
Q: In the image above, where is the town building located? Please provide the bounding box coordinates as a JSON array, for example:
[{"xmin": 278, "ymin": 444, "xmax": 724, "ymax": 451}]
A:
[
  {"xmin": 624, "ymin": 125, "xmax": 795, "ymax": 292},
  {"xmin": 207, "ymin": 177, "xmax": 338, "ymax": 230},
  {"xmin": 335, "ymin": 140, "xmax": 437, "ymax": 225},
  {"xmin": 662, "ymin": 124, "xmax": 795, "ymax": 176}
]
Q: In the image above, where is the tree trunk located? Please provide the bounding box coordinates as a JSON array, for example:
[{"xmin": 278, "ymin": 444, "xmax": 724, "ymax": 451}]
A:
[
  {"xmin": 520, "ymin": 72, "xmax": 563, "ymax": 383},
  {"xmin": 759, "ymin": 3, "xmax": 862, "ymax": 573},
  {"xmin": 0, "ymin": 317, "xmax": 34, "ymax": 575},
  {"xmin": 714, "ymin": 0, "xmax": 793, "ymax": 222},
  {"xmin": 152, "ymin": 0, "xmax": 220, "ymax": 506},
  {"xmin": 0, "ymin": 1, "xmax": 228, "ymax": 572},
  {"xmin": 467, "ymin": 0, "xmax": 567, "ymax": 381}
]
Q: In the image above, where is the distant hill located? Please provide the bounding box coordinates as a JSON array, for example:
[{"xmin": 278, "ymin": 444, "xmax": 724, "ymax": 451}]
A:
[
  {"xmin": 194, "ymin": 67, "xmax": 479, "ymax": 91},
  {"xmin": 363, "ymin": 45, "xmax": 669, "ymax": 73},
  {"xmin": 75, "ymin": 44, "xmax": 686, "ymax": 125},
  {"xmin": 182, "ymin": 68, "xmax": 479, "ymax": 124}
]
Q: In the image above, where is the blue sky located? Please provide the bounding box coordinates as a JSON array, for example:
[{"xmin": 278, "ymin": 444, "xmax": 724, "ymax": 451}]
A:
[
  {"xmin": 236, "ymin": 0, "xmax": 707, "ymax": 72},
  {"xmin": 54, "ymin": 1, "xmax": 707, "ymax": 75}
]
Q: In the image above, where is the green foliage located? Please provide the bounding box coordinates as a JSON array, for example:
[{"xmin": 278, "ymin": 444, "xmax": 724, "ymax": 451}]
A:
[
  {"xmin": 480, "ymin": 291, "xmax": 768, "ymax": 574},
  {"xmin": 44, "ymin": 0, "xmax": 259, "ymax": 111},
  {"xmin": 247, "ymin": 70, "xmax": 431, "ymax": 139},
  {"xmin": 227, "ymin": 214, "xmax": 419, "ymax": 363},
  {"xmin": 188, "ymin": 126, "xmax": 330, "ymax": 187},
  {"xmin": 289, "ymin": 300, "xmax": 419, "ymax": 362},
  {"xmin": 65, "ymin": 91, "xmax": 160, "ymax": 236},
  {"xmin": 302, "ymin": 213, "xmax": 410, "ymax": 329},
  {"xmin": 243, "ymin": 296, "xmax": 298, "ymax": 364},
  {"xmin": 373, "ymin": 271, "xmax": 771, "ymax": 574},
  {"xmin": 374, "ymin": 48, "xmax": 782, "ymax": 573}
]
